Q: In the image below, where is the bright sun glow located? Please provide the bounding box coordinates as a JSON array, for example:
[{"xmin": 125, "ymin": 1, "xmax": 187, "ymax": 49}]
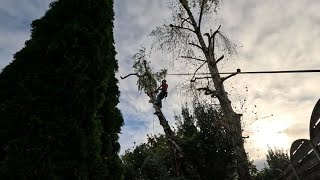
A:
[{"xmin": 249, "ymin": 116, "xmax": 293, "ymax": 153}]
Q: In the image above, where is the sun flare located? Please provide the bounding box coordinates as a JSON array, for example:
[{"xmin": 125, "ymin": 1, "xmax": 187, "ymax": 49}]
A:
[{"xmin": 249, "ymin": 116, "xmax": 293, "ymax": 153}]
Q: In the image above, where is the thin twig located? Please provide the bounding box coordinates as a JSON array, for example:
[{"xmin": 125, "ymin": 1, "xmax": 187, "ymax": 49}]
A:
[
  {"xmin": 191, "ymin": 61, "xmax": 207, "ymax": 81},
  {"xmin": 180, "ymin": 56, "xmax": 206, "ymax": 62}
]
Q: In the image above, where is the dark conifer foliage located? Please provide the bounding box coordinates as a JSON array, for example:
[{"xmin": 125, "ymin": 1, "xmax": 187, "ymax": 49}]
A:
[{"xmin": 0, "ymin": 0, "xmax": 123, "ymax": 179}]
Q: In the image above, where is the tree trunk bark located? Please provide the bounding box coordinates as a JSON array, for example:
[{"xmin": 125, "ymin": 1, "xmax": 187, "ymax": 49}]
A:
[
  {"xmin": 178, "ymin": 0, "xmax": 251, "ymax": 179},
  {"xmin": 143, "ymin": 60, "xmax": 200, "ymax": 179},
  {"xmin": 207, "ymin": 62, "xmax": 251, "ymax": 179},
  {"xmin": 148, "ymin": 92, "xmax": 200, "ymax": 179}
]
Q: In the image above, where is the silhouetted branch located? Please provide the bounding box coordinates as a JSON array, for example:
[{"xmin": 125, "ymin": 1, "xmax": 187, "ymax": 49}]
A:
[
  {"xmin": 215, "ymin": 54, "xmax": 224, "ymax": 64},
  {"xmin": 170, "ymin": 24, "xmax": 195, "ymax": 33},
  {"xmin": 198, "ymin": 0, "xmax": 205, "ymax": 29},
  {"xmin": 212, "ymin": 25, "xmax": 221, "ymax": 37},
  {"xmin": 221, "ymin": 69, "xmax": 241, "ymax": 83},
  {"xmin": 180, "ymin": 56, "xmax": 206, "ymax": 62},
  {"xmin": 120, "ymin": 73, "xmax": 139, "ymax": 79},
  {"xmin": 191, "ymin": 61, "xmax": 207, "ymax": 81}
]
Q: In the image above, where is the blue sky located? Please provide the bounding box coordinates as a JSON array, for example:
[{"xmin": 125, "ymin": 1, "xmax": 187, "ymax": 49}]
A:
[{"xmin": 1, "ymin": 0, "xmax": 320, "ymax": 169}]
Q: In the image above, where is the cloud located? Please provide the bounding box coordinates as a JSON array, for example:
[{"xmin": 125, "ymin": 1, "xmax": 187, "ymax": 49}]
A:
[
  {"xmin": 0, "ymin": 0, "xmax": 53, "ymax": 71},
  {"xmin": 1, "ymin": 0, "xmax": 319, "ymax": 170}
]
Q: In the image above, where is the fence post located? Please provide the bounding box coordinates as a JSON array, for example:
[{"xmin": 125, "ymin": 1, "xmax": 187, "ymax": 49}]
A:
[{"xmin": 290, "ymin": 162, "xmax": 301, "ymax": 180}]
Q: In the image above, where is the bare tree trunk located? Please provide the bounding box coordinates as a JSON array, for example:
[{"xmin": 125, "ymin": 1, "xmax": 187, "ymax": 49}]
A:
[
  {"xmin": 207, "ymin": 63, "xmax": 251, "ymax": 179},
  {"xmin": 178, "ymin": 0, "xmax": 251, "ymax": 179}
]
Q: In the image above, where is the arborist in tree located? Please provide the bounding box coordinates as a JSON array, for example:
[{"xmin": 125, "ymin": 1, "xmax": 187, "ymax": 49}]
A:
[{"xmin": 154, "ymin": 79, "xmax": 168, "ymax": 107}]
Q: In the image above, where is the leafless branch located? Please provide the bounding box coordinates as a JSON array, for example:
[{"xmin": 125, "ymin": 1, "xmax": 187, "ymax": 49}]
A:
[
  {"xmin": 120, "ymin": 73, "xmax": 139, "ymax": 79},
  {"xmin": 215, "ymin": 54, "xmax": 224, "ymax": 64},
  {"xmin": 212, "ymin": 24, "xmax": 221, "ymax": 37},
  {"xmin": 170, "ymin": 24, "xmax": 195, "ymax": 33},
  {"xmin": 191, "ymin": 61, "xmax": 207, "ymax": 81},
  {"xmin": 198, "ymin": 0, "xmax": 206, "ymax": 29},
  {"xmin": 180, "ymin": 56, "xmax": 206, "ymax": 62},
  {"xmin": 120, "ymin": 73, "xmax": 146, "ymax": 80},
  {"xmin": 211, "ymin": 25, "xmax": 221, "ymax": 54}
]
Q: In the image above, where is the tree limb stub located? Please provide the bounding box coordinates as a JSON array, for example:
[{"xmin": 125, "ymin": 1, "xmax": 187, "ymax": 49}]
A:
[
  {"xmin": 221, "ymin": 68, "xmax": 241, "ymax": 83},
  {"xmin": 215, "ymin": 54, "xmax": 224, "ymax": 64},
  {"xmin": 212, "ymin": 25, "xmax": 221, "ymax": 37}
]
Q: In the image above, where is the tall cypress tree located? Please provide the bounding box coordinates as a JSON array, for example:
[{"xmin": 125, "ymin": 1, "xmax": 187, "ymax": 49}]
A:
[{"xmin": 0, "ymin": 0, "xmax": 123, "ymax": 179}]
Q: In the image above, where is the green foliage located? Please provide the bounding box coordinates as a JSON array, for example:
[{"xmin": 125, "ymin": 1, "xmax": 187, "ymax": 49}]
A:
[
  {"xmin": 177, "ymin": 103, "xmax": 237, "ymax": 179},
  {"xmin": 122, "ymin": 102, "xmax": 237, "ymax": 179},
  {"xmin": 0, "ymin": 0, "xmax": 123, "ymax": 179},
  {"xmin": 255, "ymin": 147, "xmax": 289, "ymax": 180},
  {"xmin": 132, "ymin": 47, "xmax": 167, "ymax": 92}
]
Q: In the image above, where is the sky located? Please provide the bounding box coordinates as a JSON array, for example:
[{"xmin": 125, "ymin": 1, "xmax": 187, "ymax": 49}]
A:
[{"xmin": 0, "ymin": 0, "xmax": 320, "ymax": 169}]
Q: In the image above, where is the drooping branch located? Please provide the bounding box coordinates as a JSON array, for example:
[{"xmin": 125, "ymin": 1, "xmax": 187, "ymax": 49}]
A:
[
  {"xmin": 170, "ymin": 24, "xmax": 195, "ymax": 33},
  {"xmin": 180, "ymin": 56, "xmax": 206, "ymax": 62}
]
